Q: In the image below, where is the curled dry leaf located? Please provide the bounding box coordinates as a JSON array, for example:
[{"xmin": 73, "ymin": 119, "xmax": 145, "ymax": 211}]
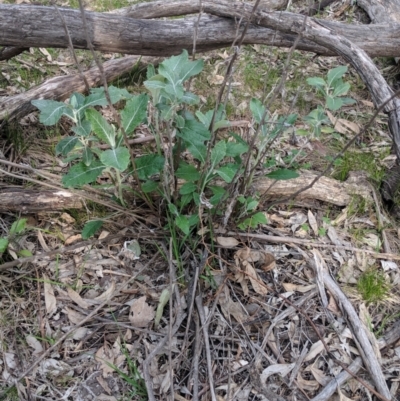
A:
[
  {"xmin": 296, "ymin": 373, "xmax": 319, "ymax": 392},
  {"xmin": 282, "ymin": 283, "xmax": 315, "ymax": 293},
  {"xmin": 260, "ymin": 363, "xmax": 295, "ymax": 383},
  {"xmin": 244, "ymin": 262, "xmax": 268, "ymax": 295},
  {"xmin": 94, "ymin": 281, "xmax": 116, "ymax": 303},
  {"xmin": 65, "ymin": 307, "xmax": 86, "ymax": 325},
  {"xmin": 39, "ymin": 359, "xmax": 73, "ymax": 377},
  {"xmin": 218, "ymin": 286, "xmax": 246, "ymax": 323},
  {"xmin": 95, "ymin": 344, "xmax": 115, "ymax": 378},
  {"xmin": 67, "ymin": 287, "xmax": 91, "ymax": 309},
  {"xmin": 216, "ymin": 236, "xmax": 239, "ymax": 248},
  {"xmin": 307, "ymin": 210, "xmax": 318, "ymax": 236},
  {"xmin": 43, "ymin": 274, "xmax": 57, "ymax": 317},
  {"xmin": 260, "ymin": 252, "xmax": 275, "ymax": 272},
  {"xmin": 129, "ymin": 296, "xmax": 155, "ymax": 327},
  {"xmin": 26, "ymin": 335, "xmax": 43, "ymax": 355}
]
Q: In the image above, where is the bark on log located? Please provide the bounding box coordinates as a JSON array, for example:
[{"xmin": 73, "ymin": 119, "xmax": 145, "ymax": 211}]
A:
[
  {"xmin": 0, "ymin": 171, "xmax": 371, "ymax": 212},
  {"xmin": 0, "ymin": 189, "xmax": 83, "ymax": 212},
  {"xmin": 1, "ymin": 4, "xmax": 400, "ymax": 58},
  {"xmin": 0, "ymin": 55, "xmax": 157, "ymax": 121}
]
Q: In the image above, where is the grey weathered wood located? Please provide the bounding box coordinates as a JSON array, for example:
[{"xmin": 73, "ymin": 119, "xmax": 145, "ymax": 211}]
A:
[
  {"xmin": 0, "ymin": 55, "xmax": 157, "ymax": 120},
  {"xmin": 0, "ymin": 189, "xmax": 83, "ymax": 212},
  {"xmin": 0, "ymin": 4, "xmax": 400, "ymax": 57}
]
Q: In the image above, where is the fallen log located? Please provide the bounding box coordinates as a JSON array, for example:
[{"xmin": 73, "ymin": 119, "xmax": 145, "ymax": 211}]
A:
[
  {"xmin": 0, "ymin": 4, "xmax": 400, "ymax": 58},
  {"xmin": 0, "ymin": 171, "xmax": 372, "ymax": 212}
]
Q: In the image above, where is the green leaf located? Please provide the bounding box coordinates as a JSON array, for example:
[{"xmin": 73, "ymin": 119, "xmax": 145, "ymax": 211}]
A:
[
  {"xmin": 180, "ymin": 58, "xmax": 204, "ymax": 81},
  {"xmin": 142, "ymin": 180, "xmax": 159, "ymax": 193},
  {"xmin": 326, "ymin": 96, "xmax": 344, "ymax": 111},
  {"xmin": 266, "ymin": 169, "xmax": 299, "ymax": 180},
  {"xmin": 121, "ymin": 94, "xmax": 148, "ymax": 135},
  {"xmin": 84, "ymin": 86, "xmax": 131, "ymax": 108},
  {"xmin": 246, "ymin": 200, "xmax": 259, "ymax": 212},
  {"xmin": 135, "ymin": 154, "xmax": 165, "ymax": 180},
  {"xmin": 177, "ymin": 120, "xmax": 211, "ymax": 163},
  {"xmin": 147, "ymin": 64, "xmax": 156, "ymax": 79},
  {"xmin": 250, "ymin": 98, "xmax": 266, "ymax": 124},
  {"xmin": 18, "ymin": 249, "xmax": 32, "ymax": 257},
  {"xmin": 209, "ymin": 186, "xmax": 226, "ymax": 205},
  {"xmin": 174, "ymin": 115, "xmax": 184, "ymax": 129},
  {"xmin": 62, "ymin": 160, "xmax": 105, "ymax": 187},
  {"xmin": 179, "ymin": 182, "xmax": 197, "ymax": 195},
  {"xmin": 211, "ymin": 140, "xmax": 227, "ymax": 167},
  {"xmin": 327, "ymin": 66, "xmax": 347, "ymax": 87},
  {"xmin": 168, "ymin": 203, "xmax": 178, "ymax": 216},
  {"xmin": 332, "ymin": 82, "xmax": 350, "ymax": 97},
  {"xmin": 306, "ymin": 77, "xmax": 326, "ymax": 89},
  {"xmin": 70, "ymin": 93, "xmax": 85, "ymax": 108},
  {"xmin": 100, "ymin": 147, "xmax": 130, "ymax": 171},
  {"xmin": 225, "ymin": 141, "xmax": 249, "ymax": 157},
  {"xmin": 238, "ymin": 212, "xmax": 268, "ymax": 230},
  {"xmin": 179, "ymin": 192, "xmax": 193, "ymax": 208},
  {"xmin": 56, "ymin": 137, "xmax": 79, "ymax": 156},
  {"xmin": 160, "ymin": 51, "xmax": 187, "ymax": 79},
  {"xmin": 85, "ymin": 109, "xmax": 115, "ymax": 147},
  {"xmin": 31, "ymin": 99, "xmax": 68, "ymax": 125},
  {"xmin": 144, "ymin": 75, "xmax": 167, "ymax": 90},
  {"xmin": 82, "ymin": 91, "xmax": 108, "ymax": 108},
  {"xmin": 10, "ymin": 218, "xmax": 27, "ymax": 235},
  {"xmin": 164, "ymin": 82, "xmax": 184, "ymax": 100},
  {"xmin": 176, "ymin": 214, "xmax": 190, "ymax": 235},
  {"xmin": 155, "ymin": 288, "xmax": 170, "ymax": 328},
  {"xmin": 176, "ymin": 162, "xmax": 200, "ymax": 181},
  {"xmin": 341, "ymin": 97, "xmax": 357, "ymax": 106},
  {"xmin": 82, "ymin": 220, "xmax": 104, "ymax": 239},
  {"xmin": 215, "ymin": 163, "xmax": 239, "ymax": 183},
  {"xmin": 82, "ymin": 146, "xmax": 94, "ymax": 166},
  {"xmin": 0, "ymin": 238, "xmax": 9, "ymax": 254},
  {"xmin": 72, "ymin": 120, "xmax": 91, "ymax": 137},
  {"xmin": 181, "ymin": 92, "xmax": 199, "ymax": 105}
]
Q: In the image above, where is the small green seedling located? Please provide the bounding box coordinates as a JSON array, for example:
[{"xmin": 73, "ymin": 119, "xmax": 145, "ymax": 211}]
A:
[
  {"xmin": 0, "ymin": 218, "xmax": 33, "ymax": 259},
  {"xmin": 357, "ymin": 268, "xmax": 391, "ymax": 304}
]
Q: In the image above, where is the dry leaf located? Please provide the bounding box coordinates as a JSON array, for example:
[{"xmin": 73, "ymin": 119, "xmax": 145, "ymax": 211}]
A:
[
  {"xmin": 307, "ymin": 210, "xmax": 318, "ymax": 236},
  {"xmin": 95, "ymin": 344, "xmax": 115, "ymax": 377},
  {"xmin": 129, "ymin": 296, "xmax": 155, "ymax": 327},
  {"xmin": 218, "ymin": 286, "xmax": 246, "ymax": 323},
  {"xmin": 43, "ymin": 274, "xmax": 57, "ymax": 317},
  {"xmin": 244, "ymin": 262, "xmax": 268, "ymax": 295},
  {"xmin": 39, "ymin": 359, "xmax": 73, "ymax": 377},
  {"xmin": 72, "ymin": 327, "xmax": 88, "ymax": 340},
  {"xmin": 310, "ymin": 365, "xmax": 330, "ymax": 386},
  {"xmin": 282, "ymin": 283, "xmax": 315, "ymax": 293},
  {"xmin": 327, "ymin": 293, "xmax": 340, "ymax": 315},
  {"xmin": 326, "ymin": 110, "xmax": 360, "ymax": 135},
  {"xmin": 304, "ymin": 340, "xmax": 325, "ymax": 362},
  {"xmin": 97, "ymin": 375, "xmax": 112, "ymax": 394},
  {"xmin": 260, "ymin": 363, "xmax": 295, "ymax": 383},
  {"xmin": 64, "ymin": 234, "xmax": 82, "ymax": 245},
  {"xmin": 26, "ymin": 335, "xmax": 43, "ymax": 355},
  {"xmin": 296, "ymin": 373, "xmax": 319, "ymax": 392},
  {"xmin": 260, "ymin": 252, "xmax": 276, "ymax": 272},
  {"xmin": 216, "ymin": 236, "xmax": 239, "ymax": 248},
  {"xmin": 67, "ymin": 287, "xmax": 91, "ymax": 309},
  {"xmin": 94, "ymin": 281, "xmax": 116, "ymax": 303},
  {"xmin": 65, "ymin": 307, "xmax": 86, "ymax": 325}
]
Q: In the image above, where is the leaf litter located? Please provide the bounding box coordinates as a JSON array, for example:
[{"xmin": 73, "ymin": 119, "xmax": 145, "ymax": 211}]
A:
[{"xmin": 2, "ymin": 4, "xmax": 400, "ymax": 401}]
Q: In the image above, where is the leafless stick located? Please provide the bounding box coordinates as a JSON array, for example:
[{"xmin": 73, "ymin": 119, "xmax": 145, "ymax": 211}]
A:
[
  {"xmin": 53, "ymin": 3, "xmax": 90, "ymax": 92},
  {"xmin": 195, "ymin": 294, "xmax": 217, "ymax": 401},
  {"xmin": 228, "ymin": 231, "xmax": 400, "ymax": 261}
]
